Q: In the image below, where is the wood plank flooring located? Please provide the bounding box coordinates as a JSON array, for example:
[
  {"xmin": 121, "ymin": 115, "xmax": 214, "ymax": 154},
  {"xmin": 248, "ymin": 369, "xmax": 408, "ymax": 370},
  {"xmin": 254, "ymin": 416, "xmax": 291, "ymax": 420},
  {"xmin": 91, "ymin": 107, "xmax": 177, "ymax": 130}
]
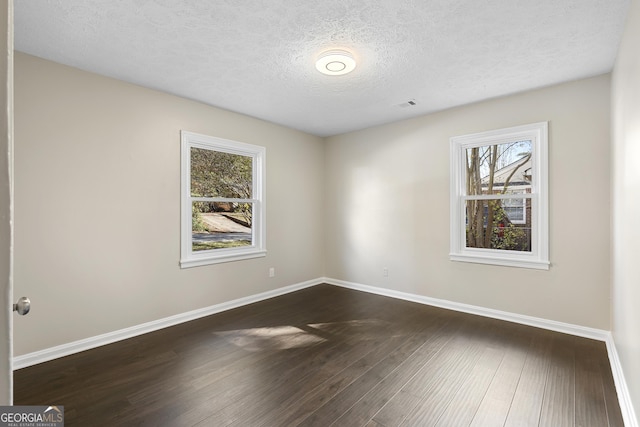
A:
[{"xmin": 14, "ymin": 284, "xmax": 624, "ymax": 426}]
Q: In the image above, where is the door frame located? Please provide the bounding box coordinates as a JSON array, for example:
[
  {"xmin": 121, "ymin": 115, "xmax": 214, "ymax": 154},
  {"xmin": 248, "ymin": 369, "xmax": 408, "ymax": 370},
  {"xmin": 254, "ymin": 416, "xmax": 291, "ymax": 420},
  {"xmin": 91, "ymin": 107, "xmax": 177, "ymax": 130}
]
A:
[{"xmin": 1, "ymin": 0, "xmax": 14, "ymax": 405}]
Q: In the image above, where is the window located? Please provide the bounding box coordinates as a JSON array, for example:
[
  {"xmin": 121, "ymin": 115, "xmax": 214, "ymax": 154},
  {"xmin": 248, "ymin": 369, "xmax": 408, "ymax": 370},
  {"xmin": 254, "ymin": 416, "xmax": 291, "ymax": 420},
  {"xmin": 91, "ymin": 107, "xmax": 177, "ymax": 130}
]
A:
[
  {"xmin": 501, "ymin": 186, "xmax": 527, "ymax": 225},
  {"xmin": 450, "ymin": 122, "xmax": 549, "ymax": 269},
  {"xmin": 181, "ymin": 131, "xmax": 265, "ymax": 268}
]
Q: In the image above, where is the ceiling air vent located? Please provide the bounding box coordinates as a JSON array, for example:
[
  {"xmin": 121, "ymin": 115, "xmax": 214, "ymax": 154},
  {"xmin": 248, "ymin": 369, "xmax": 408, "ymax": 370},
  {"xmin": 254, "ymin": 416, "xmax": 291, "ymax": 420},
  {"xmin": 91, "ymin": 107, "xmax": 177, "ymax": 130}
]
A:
[{"xmin": 397, "ymin": 99, "xmax": 417, "ymax": 108}]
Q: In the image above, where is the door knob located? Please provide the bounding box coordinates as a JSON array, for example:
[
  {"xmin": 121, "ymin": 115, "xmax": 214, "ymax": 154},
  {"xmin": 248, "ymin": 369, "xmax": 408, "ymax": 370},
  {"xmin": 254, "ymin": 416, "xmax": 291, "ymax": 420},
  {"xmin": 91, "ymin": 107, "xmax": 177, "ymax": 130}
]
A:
[{"xmin": 13, "ymin": 297, "xmax": 30, "ymax": 315}]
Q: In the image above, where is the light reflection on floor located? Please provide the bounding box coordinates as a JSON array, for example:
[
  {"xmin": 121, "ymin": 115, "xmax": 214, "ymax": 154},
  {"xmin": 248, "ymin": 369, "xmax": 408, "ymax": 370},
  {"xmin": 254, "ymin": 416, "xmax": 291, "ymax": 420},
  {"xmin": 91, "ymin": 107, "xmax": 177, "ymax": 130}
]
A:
[
  {"xmin": 214, "ymin": 319, "xmax": 395, "ymax": 351},
  {"xmin": 214, "ymin": 325, "xmax": 326, "ymax": 351}
]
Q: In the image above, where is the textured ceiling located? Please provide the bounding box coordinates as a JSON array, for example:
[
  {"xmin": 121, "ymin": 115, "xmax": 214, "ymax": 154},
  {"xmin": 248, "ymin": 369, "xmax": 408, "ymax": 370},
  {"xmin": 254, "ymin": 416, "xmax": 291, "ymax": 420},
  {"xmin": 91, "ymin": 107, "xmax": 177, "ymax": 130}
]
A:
[{"xmin": 14, "ymin": 0, "xmax": 630, "ymax": 137}]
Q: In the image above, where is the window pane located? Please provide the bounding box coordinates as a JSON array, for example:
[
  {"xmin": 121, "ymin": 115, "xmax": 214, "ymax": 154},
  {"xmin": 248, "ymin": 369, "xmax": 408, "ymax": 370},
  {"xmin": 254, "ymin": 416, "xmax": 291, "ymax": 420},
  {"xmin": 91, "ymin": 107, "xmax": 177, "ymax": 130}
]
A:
[
  {"xmin": 502, "ymin": 188, "xmax": 528, "ymax": 224},
  {"xmin": 465, "ymin": 140, "xmax": 532, "ymax": 195},
  {"xmin": 190, "ymin": 147, "xmax": 253, "ymax": 198},
  {"xmin": 503, "ymin": 199, "xmax": 524, "ymax": 222},
  {"xmin": 192, "ymin": 201, "xmax": 252, "ymax": 251},
  {"xmin": 465, "ymin": 199, "xmax": 531, "ymax": 252}
]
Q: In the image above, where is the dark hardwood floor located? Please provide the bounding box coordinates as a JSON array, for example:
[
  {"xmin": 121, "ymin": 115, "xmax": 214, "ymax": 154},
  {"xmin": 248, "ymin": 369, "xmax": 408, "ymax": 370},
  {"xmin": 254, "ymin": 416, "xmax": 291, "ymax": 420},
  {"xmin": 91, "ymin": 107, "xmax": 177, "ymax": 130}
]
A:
[{"xmin": 14, "ymin": 284, "xmax": 624, "ymax": 426}]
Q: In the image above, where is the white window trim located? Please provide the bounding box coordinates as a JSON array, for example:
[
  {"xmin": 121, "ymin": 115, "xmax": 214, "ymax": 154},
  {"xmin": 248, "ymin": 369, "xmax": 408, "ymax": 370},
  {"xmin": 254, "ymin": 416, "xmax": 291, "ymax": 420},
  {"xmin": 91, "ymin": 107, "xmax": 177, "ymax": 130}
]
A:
[
  {"xmin": 180, "ymin": 131, "xmax": 266, "ymax": 268},
  {"xmin": 449, "ymin": 122, "xmax": 549, "ymax": 270}
]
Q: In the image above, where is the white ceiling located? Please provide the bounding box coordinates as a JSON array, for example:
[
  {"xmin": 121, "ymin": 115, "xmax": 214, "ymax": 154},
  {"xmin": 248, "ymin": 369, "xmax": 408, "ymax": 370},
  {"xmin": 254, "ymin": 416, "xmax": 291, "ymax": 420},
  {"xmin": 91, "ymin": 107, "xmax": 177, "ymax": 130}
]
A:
[{"xmin": 14, "ymin": 0, "xmax": 630, "ymax": 137}]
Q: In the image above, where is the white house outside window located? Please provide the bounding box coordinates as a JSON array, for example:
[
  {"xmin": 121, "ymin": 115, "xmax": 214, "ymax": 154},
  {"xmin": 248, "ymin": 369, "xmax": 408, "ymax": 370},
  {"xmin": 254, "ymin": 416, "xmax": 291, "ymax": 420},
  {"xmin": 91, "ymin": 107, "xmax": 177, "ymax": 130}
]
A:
[
  {"xmin": 180, "ymin": 131, "xmax": 266, "ymax": 268},
  {"xmin": 450, "ymin": 122, "xmax": 549, "ymax": 270},
  {"xmin": 501, "ymin": 186, "xmax": 528, "ymax": 225}
]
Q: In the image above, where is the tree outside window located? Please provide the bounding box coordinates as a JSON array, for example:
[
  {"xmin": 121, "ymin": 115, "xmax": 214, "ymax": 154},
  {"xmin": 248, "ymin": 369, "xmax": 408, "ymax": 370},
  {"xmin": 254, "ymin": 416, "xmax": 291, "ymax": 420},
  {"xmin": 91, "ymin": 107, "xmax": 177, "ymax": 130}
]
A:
[
  {"xmin": 190, "ymin": 148, "xmax": 253, "ymax": 251},
  {"xmin": 465, "ymin": 140, "xmax": 532, "ymax": 252}
]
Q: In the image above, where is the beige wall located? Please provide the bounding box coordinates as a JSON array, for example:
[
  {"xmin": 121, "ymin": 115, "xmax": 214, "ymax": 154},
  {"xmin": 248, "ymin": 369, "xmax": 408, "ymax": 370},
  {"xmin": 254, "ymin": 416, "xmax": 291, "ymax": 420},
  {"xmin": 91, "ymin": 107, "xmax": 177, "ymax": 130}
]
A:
[
  {"xmin": 13, "ymin": 53, "xmax": 325, "ymax": 355},
  {"xmin": 0, "ymin": 0, "xmax": 13, "ymax": 404},
  {"xmin": 612, "ymin": 0, "xmax": 640, "ymax": 423},
  {"xmin": 325, "ymin": 75, "xmax": 611, "ymax": 329}
]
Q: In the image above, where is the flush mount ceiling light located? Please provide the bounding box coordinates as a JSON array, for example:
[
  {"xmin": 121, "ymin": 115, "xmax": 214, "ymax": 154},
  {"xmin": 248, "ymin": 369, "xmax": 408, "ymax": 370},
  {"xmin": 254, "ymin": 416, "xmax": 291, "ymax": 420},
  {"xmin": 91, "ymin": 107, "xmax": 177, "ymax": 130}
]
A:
[{"xmin": 315, "ymin": 49, "xmax": 356, "ymax": 76}]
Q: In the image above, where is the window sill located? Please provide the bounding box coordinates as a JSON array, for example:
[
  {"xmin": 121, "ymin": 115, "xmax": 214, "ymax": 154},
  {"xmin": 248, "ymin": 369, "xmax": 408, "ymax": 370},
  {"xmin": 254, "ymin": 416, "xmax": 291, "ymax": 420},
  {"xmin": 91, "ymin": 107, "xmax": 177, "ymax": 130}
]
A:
[
  {"xmin": 180, "ymin": 249, "xmax": 266, "ymax": 268},
  {"xmin": 450, "ymin": 253, "xmax": 550, "ymax": 270}
]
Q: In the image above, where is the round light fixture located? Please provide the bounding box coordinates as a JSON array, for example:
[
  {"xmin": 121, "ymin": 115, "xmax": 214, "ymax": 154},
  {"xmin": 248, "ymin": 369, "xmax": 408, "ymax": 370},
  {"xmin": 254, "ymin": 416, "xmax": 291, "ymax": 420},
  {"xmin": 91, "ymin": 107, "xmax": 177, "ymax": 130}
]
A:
[{"xmin": 315, "ymin": 49, "xmax": 356, "ymax": 76}]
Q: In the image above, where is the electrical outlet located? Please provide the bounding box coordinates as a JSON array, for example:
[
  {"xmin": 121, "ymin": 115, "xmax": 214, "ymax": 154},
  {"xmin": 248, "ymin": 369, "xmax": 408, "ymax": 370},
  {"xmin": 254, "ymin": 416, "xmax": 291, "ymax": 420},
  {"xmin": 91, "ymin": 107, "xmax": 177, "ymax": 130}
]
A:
[
  {"xmin": 383, "ymin": 267, "xmax": 389, "ymax": 277},
  {"xmin": 269, "ymin": 267, "xmax": 275, "ymax": 278}
]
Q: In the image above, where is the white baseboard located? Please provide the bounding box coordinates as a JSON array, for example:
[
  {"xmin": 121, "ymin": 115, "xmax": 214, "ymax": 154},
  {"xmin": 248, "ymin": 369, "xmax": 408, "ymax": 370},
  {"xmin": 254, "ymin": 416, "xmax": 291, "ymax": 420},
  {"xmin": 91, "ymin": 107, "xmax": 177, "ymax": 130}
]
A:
[
  {"xmin": 324, "ymin": 278, "xmax": 609, "ymax": 340},
  {"xmin": 13, "ymin": 278, "xmax": 322, "ymax": 370},
  {"xmin": 323, "ymin": 277, "xmax": 638, "ymax": 427},
  {"xmin": 606, "ymin": 333, "xmax": 639, "ymax": 427}
]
